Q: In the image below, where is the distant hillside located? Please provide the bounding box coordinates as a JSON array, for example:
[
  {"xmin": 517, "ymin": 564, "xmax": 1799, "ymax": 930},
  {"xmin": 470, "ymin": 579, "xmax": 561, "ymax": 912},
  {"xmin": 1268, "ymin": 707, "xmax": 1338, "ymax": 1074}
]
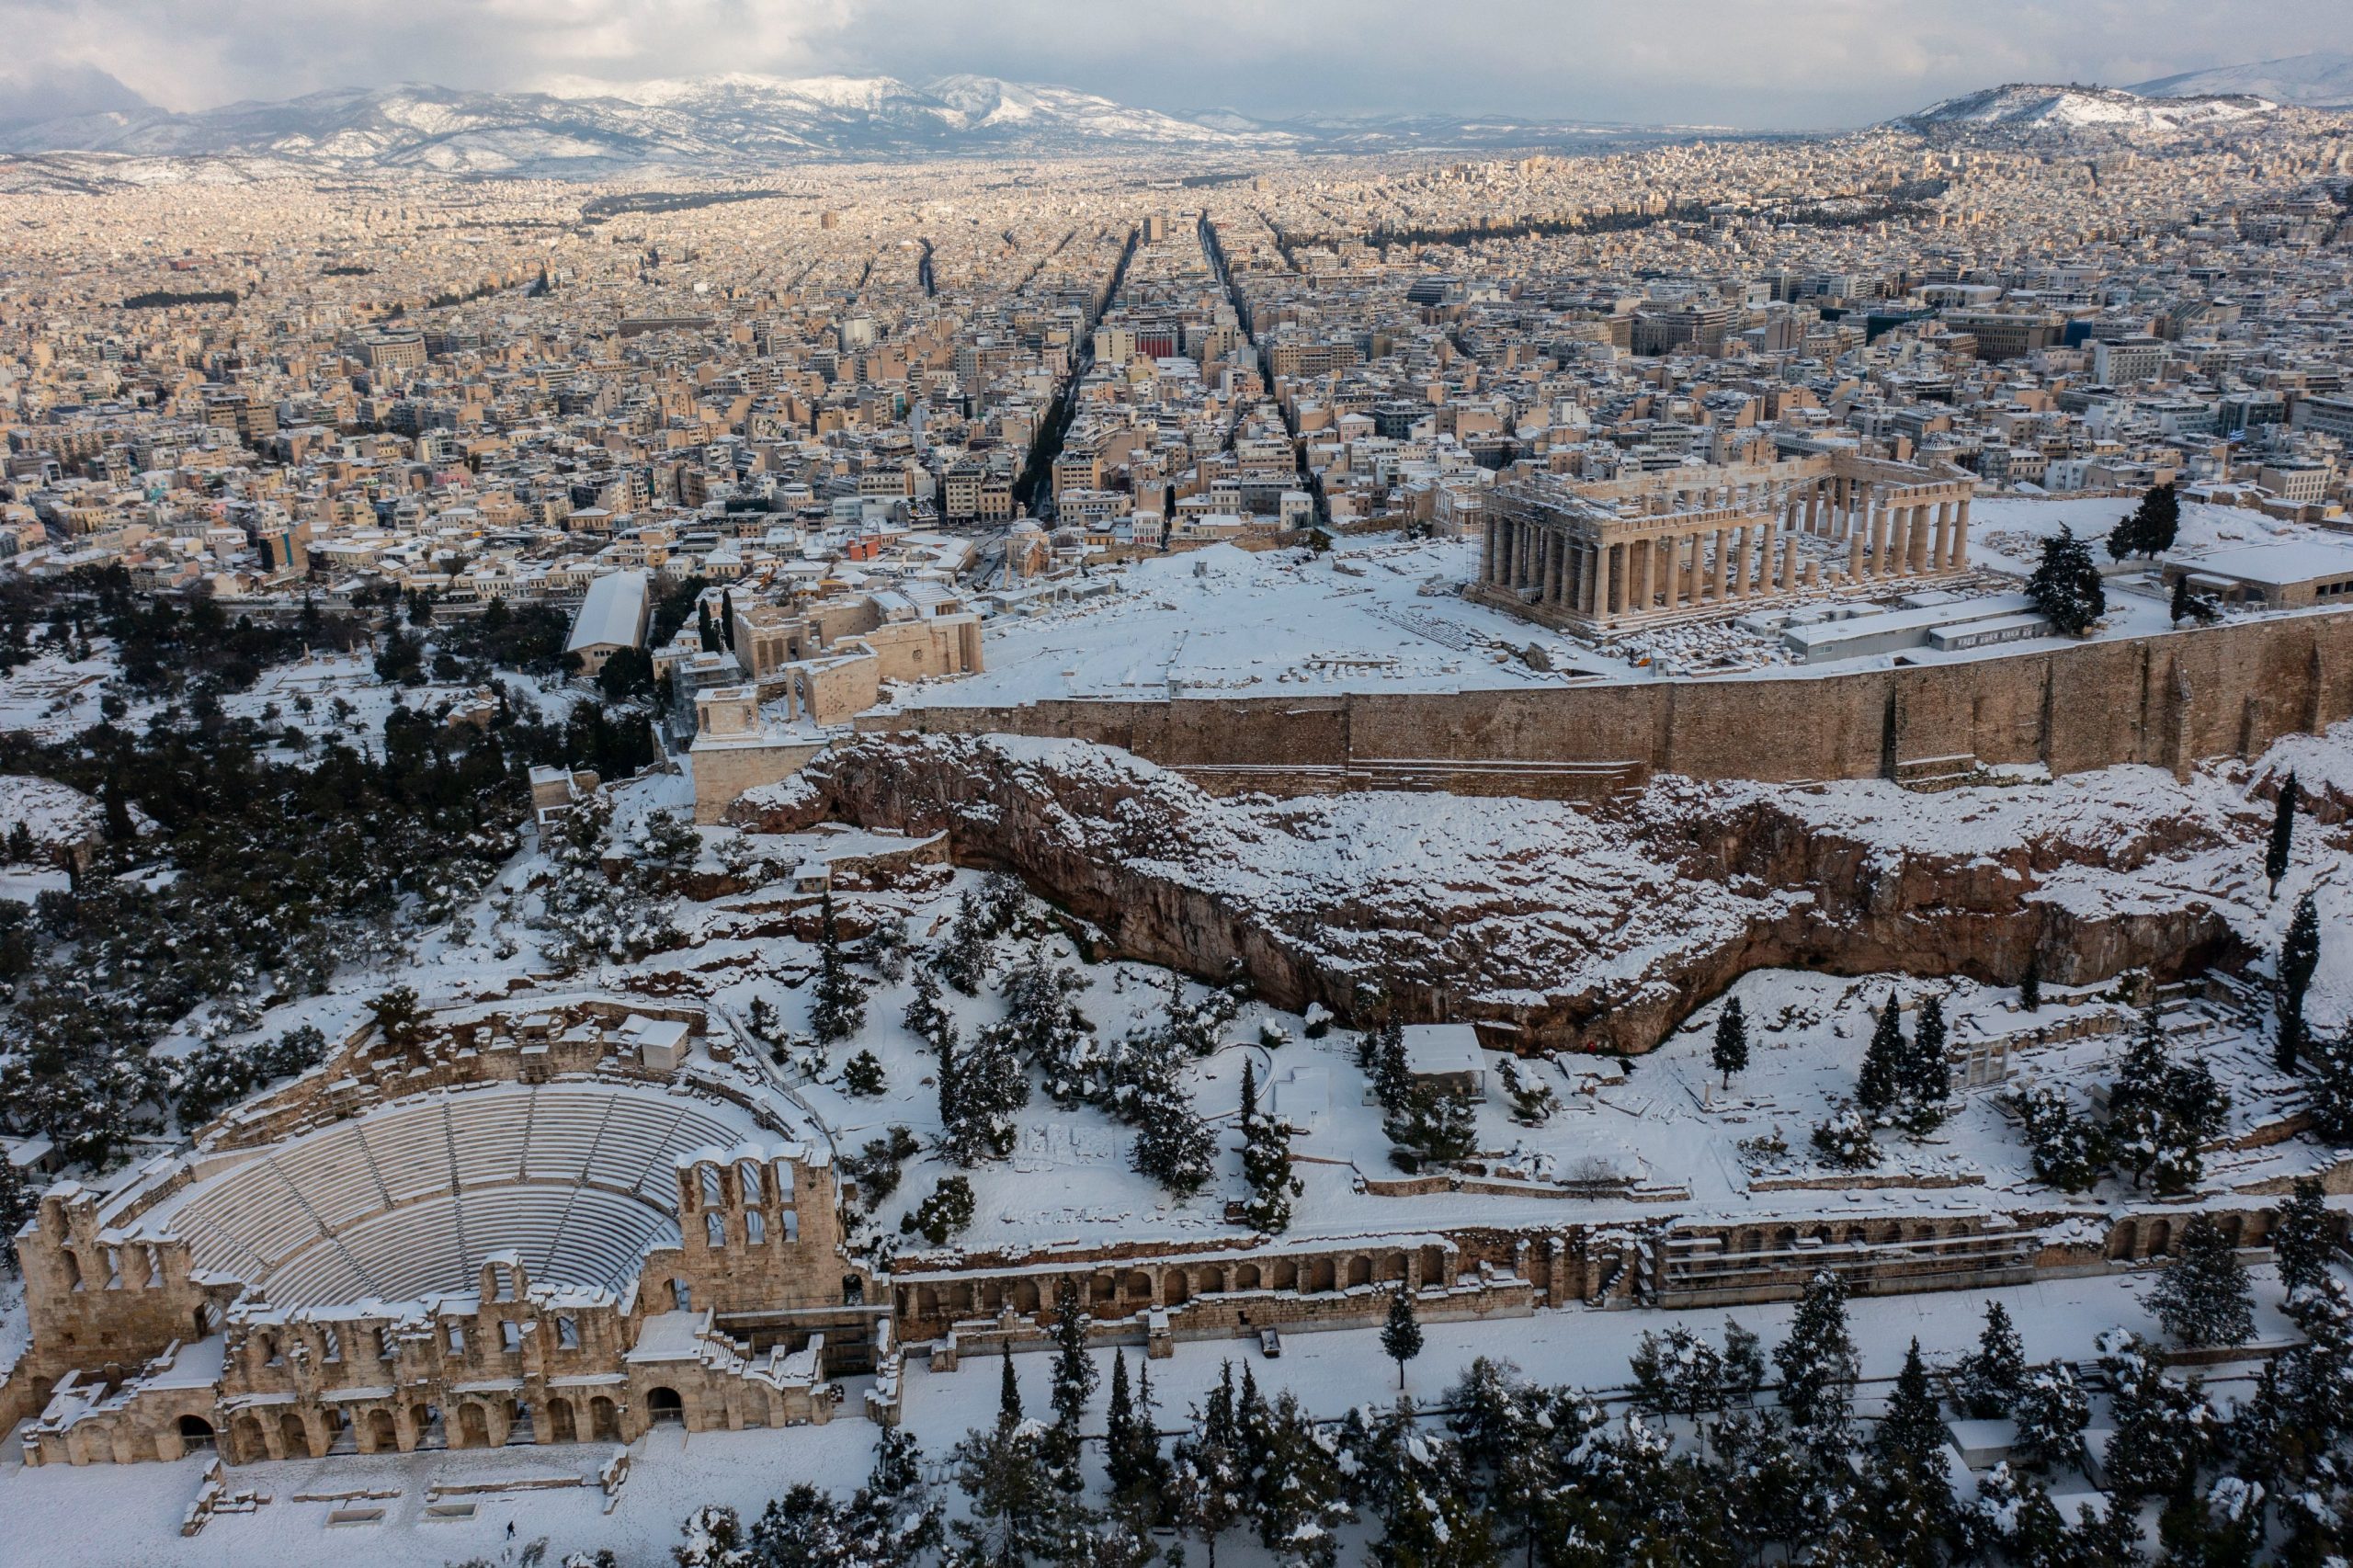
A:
[
  {"xmin": 2134, "ymin": 51, "xmax": 2353, "ymax": 109},
  {"xmin": 1895, "ymin": 82, "xmax": 2275, "ymax": 137}
]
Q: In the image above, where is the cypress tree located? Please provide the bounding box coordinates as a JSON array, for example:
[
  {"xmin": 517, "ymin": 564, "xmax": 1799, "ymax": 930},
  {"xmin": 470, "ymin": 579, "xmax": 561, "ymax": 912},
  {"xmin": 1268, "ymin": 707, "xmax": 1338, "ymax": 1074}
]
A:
[
  {"xmin": 1381, "ymin": 1284, "xmax": 1424, "ymax": 1390},
  {"xmin": 2268, "ymin": 771, "xmax": 2299, "ymax": 898},
  {"xmin": 1045, "ymin": 1277, "xmax": 1096, "ymax": 1487},
  {"xmin": 1240, "ymin": 1059, "xmax": 1302, "ymax": 1233},
  {"xmin": 2279, "ymin": 891, "xmax": 2321, "ymax": 1071},
  {"xmin": 720, "ymin": 591, "xmax": 736, "ymax": 650},
  {"xmin": 1905, "ymin": 994, "xmax": 1950, "ymax": 1127},
  {"xmin": 1858, "ymin": 994, "xmax": 1907, "ymax": 1118},
  {"xmin": 1952, "ymin": 1300, "xmax": 2027, "ymax": 1419},
  {"xmin": 2019, "ymin": 949, "xmax": 2042, "ymax": 1012},
  {"xmin": 1712, "ymin": 997, "xmax": 1750, "ymax": 1090}
]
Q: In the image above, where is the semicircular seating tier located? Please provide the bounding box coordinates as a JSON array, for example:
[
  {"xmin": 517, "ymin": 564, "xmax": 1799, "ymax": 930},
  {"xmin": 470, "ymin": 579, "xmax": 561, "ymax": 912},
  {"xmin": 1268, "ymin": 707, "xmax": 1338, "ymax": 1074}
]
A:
[{"xmin": 129, "ymin": 1080, "xmax": 774, "ymax": 1310}]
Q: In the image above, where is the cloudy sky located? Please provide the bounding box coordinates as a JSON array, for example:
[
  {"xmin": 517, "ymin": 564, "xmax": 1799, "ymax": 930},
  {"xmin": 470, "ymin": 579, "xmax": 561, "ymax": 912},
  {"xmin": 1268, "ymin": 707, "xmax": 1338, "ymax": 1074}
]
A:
[{"xmin": 4, "ymin": 0, "xmax": 2352, "ymax": 128}]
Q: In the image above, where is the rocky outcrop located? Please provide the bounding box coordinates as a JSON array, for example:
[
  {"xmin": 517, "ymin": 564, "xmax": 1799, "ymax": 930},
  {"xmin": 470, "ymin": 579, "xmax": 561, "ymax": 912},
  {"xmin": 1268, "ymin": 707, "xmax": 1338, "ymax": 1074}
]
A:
[{"xmin": 732, "ymin": 734, "xmax": 2266, "ymax": 1053}]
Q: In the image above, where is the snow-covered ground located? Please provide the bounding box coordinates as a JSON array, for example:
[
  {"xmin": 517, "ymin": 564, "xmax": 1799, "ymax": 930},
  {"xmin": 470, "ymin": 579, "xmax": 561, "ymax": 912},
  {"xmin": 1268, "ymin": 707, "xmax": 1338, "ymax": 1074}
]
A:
[
  {"xmin": 0, "ymin": 1264, "xmax": 2308, "ymax": 1568},
  {"xmin": 892, "ymin": 501, "xmax": 2353, "ymax": 708}
]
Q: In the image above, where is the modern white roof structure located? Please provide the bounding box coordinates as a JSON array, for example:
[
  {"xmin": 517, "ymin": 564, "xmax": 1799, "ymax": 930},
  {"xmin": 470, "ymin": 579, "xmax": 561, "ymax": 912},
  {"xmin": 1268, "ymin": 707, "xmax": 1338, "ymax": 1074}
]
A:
[{"xmin": 566, "ymin": 567, "xmax": 651, "ymax": 657}]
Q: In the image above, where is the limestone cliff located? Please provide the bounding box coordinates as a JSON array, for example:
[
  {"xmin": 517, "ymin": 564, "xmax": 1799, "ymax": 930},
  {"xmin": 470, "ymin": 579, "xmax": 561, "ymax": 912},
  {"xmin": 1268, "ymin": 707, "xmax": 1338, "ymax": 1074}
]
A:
[{"xmin": 731, "ymin": 733, "xmax": 2269, "ymax": 1053}]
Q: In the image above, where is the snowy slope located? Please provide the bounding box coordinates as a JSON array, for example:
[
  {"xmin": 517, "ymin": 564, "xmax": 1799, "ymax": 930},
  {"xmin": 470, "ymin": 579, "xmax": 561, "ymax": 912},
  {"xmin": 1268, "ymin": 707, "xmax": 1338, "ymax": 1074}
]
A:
[
  {"xmin": 2135, "ymin": 51, "xmax": 2353, "ymax": 109},
  {"xmin": 1896, "ymin": 82, "xmax": 2275, "ymax": 137}
]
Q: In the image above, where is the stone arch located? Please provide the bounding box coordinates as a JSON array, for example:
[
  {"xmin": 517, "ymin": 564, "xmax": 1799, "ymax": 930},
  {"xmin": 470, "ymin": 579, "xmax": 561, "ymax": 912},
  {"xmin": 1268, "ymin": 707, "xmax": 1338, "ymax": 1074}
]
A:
[
  {"xmin": 591, "ymin": 1396, "xmax": 622, "ymax": 1441},
  {"xmin": 647, "ymin": 1386, "xmax": 685, "ymax": 1426},
  {"xmin": 1121, "ymin": 1269, "xmax": 1153, "ymax": 1302},
  {"xmin": 366, "ymin": 1409, "xmax": 397, "ymax": 1452},
  {"xmin": 1164, "ymin": 1270, "xmax": 1190, "ymax": 1306},
  {"xmin": 457, "ymin": 1402, "xmax": 491, "ymax": 1449},
  {"xmin": 1269, "ymin": 1258, "xmax": 1298, "ymax": 1290},
  {"xmin": 176, "ymin": 1415, "xmax": 216, "ymax": 1454},
  {"xmin": 2219, "ymin": 1213, "xmax": 2245, "ymax": 1247},
  {"xmin": 1309, "ymin": 1256, "xmax": 1337, "ymax": 1292},
  {"xmin": 547, "ymin": 1398, "xmax": 577, "ymax": 1444},
  {"xmin": 1347, "ymin": 1256, "xmax": 1372, "ymax": 1289},
  {"xmin": 2145, "ymin": 1219, "xmax": 2173, "ymax": 1259},
  {"xmin": 1420, "ymin": 1246, "xmax": 1447, "ymax": 1284},
  {"xmin": 279, "ymin": 1410, "xmax": 313, "ymax": 1459},
  {"xmin": 699, "ymin": 1163, "xmax": 725, "ymax": 1208},
  {"xmin": 1012, "ymin": 1279, "xmax": 1040, "ymax": 1315},
  {"xmin": 706, "ymin": 1211, "xmax": 727, "ymax": 1248},
  {"xmin": 412, "ymin": 1403, "xmax": 444, "ymax": 1449},
  {"xmin": 1235, "ymin": 1263, "xmax": 1262, "ymax": 1291},
  {"xmin": 506, "ymin": 1400, "xmax": 537, "ymax": 1445},
  {"xmin": 737, "ymin": 1158, "xmax": 767, "ymax": 1206},
  {"xmin": 2107, "ymin": 1220, "xmax": 2138, "ymax": 1261}
]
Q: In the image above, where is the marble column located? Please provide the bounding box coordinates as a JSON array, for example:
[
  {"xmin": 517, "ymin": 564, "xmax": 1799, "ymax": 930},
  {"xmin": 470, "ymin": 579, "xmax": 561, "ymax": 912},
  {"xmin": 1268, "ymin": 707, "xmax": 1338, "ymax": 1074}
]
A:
[{"xmin": 1947, "ymin": 498, "xmax": 1970, "ymax": 571}]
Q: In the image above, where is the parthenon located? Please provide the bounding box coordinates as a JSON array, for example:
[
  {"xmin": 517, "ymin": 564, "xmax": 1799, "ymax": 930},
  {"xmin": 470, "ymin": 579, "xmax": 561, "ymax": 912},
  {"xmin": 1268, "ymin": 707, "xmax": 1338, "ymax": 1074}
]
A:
[{"xmin": 1474, "ymin": 451, "xmax": 1977, "ymax": 634}]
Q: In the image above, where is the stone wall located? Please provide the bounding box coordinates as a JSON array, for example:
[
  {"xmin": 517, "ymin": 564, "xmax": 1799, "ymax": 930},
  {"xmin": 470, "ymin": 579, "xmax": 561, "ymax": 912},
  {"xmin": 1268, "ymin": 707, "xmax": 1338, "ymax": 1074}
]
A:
[{"xmin": 868, "ymin": 610, "xmax": 2353, "ymax": 800}]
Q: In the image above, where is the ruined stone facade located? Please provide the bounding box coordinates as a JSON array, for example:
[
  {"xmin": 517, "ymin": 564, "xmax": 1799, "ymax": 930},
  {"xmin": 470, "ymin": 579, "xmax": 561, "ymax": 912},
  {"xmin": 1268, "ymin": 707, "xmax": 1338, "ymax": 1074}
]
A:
[{"xmin": 1475, "ymin": 453, "xmax": 1976, "ymax": 633}]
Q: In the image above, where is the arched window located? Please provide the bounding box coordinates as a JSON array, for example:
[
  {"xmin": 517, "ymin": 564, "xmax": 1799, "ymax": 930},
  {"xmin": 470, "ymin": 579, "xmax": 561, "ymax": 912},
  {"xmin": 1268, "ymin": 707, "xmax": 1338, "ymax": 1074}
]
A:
[
  {"xmin": 673, "ymin": 1278, "xmax": 693, "ymax": 1312},
  {"xmin": 321, "ymin": 1325, "xmax": 342, "ymax": 1363},
  {"xmin": 705, "ymin": 1212, "xmax": 726, "ymax": 1248},
  {"xmin": 557, "ymin": 1317, "xmax": 580, "ymax": 1350},
  {"xmin": 699, "ymin": 1165, "xmax": 725, "ymax": 1209},
  {"xmin": 378, "ymin": 1326, "xmax": 397, "ymax": 1361},
  {"xmin": 745, "ymin": 1210, "xmax": 767, "ymax": 1245},
  {"xmin": 737, "ymin": 1160, "xmax": 766, "ymax": 1206}
]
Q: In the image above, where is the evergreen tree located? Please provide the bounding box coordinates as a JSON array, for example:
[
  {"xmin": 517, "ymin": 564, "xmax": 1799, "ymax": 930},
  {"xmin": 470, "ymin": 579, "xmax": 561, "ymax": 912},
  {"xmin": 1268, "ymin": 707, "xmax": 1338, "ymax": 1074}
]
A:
[
  {"xmin": 1810, "ymin": 1103, "xmax": 1882, "ymax": 1170},
  {"xmin": 809, "ymin": 893, "xmax": 870, "ymax": 1049},
  {"xmin": 2170, "ymin": 567, "xmax": 2194, "ymax": 621},
  {"xmin": 5, "ymin": 821, "xmax": 32, "ymax": 863},
  {"xmin": 1044, "ymin": 1277, "xmax": 1097, "ymax": 1487},
  {"xmin": 904, "ymin": 966, "xmax": 953, "ymax": 1051},
  {"xmin": 1711, "ymin": 997, "xmax": 1750, "ymax": 1091},
  {"xmin": 2276, "ymin": 1176, "xmax": 2334, "ymax": 1297},
  {"xmin": 2279, "ymin": 890, "xmax": 2321, "ymax": 1071},
  {"xmin": 2011, "ymin": 1359, "xmax": 2091, "ymax": 1473},
  {"xmin": 1773, "ymin": 1270, "xmax": 1859, "ymax": 1458},
  {"xmin": 2151, "ymin": 1214, "xmax": 2256, "ymax": 1347},
  {"xmin": 1381, "ymin": 1284, "xmax": 1424, "ymax": 1390},
  {"xmin": 1867, "ymin": 1340, "xmax": 1957, "ymax": 1568},
  {"xmin": 1253, "ymin": 1389, "xmax": 1351, "ymax": 1568},
  {"xmin": 1364, "ymin": 1017, "xmax": 1411, "ymax": 1112},
  {"xmin": 1858, "ymin": 994, "xmax": 1907, "ymax": 1118},
  {"xmin": 2026, "ymin": 524, "xmax": 2107, "ymax": 636},
  {"xmin": 2108, "ymin": 1006, "xmax": 2228, "ymax": 1196},
  {"xmin": 2019, "ymin": 949, "xmax": 2042, "ymax": 1012},
  {"xmin": 1102, "ymin": 1351, "xmax": 1161, "ymax": 1510},
  {"xmin": 2097, "ymin": 1329, "xmax": 2212, "ymax": 1506},
  {"xmin": 1950, "ymin": 1300, "xmax": 2028, "ymax": 1420},
  {"xmin": 2313, "ymin": 1022, "xmax": 2353, "ymax": 1147},
  {"xmin": 1904, "ymin": 994, "xmax": 1950, "ymax": 1123},
  {"xmin": 938, "ymin": 887, "xmax": 994, "ymax": 995},
  {"xmin": 949, "ymin": 1355, "xmax": 1065, "ymax": 1568},
  {"xmin": 1631, "ymin": 1324, "xmax": 1729, "ymax": 1428},
  {"xmin": 1352, "ymin": 1397, "xmax": 1495, "ymax": 1568},
  {"xmin": 1383, "ymin": 1084, "xmax": 1477, "ymax": 1172},
  {"xmin": 840, "ymin": 1050, "xmax": 886, "ymax": 1096},
  {"xmin": 697, "ymin": 601, "xmax": 718, "ymax": 653},
  {"xmin": 900, "ymin": 1175, "xmax": 976, "ymax": 1246},
  {"xmin": 1495, "ymin": 1056, "xmax": 1559, "ymax": 1127},
  {"xmin": 2145, "ymin": 481, "xmax": 2181, "ymax": 554},
  {"xmin": 1130, "ymin": 1079, "xmax": 1214, "ymax": 1196},
  {"xmin": 2268, "ymin": 770, "xmax": 2300, "ymax": 898},
  {"xmin": 1167, "ymin": 1362, "xmax": 1250, "ymax": 1568},
  {"xmin": 1239, "ymin": 1059, "xmax": 1302, "ymax": 1233},
  {"xmin": 720, "ymin": 592, "xmax": 736, "ymax": 651}
]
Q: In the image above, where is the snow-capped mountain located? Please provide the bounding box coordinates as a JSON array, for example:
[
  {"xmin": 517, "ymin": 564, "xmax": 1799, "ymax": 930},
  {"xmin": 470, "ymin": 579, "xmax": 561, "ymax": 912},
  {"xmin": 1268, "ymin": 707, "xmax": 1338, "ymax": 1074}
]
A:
[
  {"xmin": 0, "ymin": 74, "xmax": 1278, "ymax": 177},
  {"xmin": 2132, "ymin": 52, "xmax": 2353, "ymax": 110},
  {"xmin": 1893, "ymin": 83, "xmax": 2276, "ymax": 139}
]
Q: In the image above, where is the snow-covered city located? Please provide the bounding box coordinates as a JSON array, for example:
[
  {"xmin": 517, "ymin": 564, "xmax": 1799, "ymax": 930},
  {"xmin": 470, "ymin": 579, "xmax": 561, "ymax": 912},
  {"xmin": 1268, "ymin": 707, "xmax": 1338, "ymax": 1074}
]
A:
[{"xmin": 13, "ymin": 5, "xmax": 2353, "ymax": 1565}]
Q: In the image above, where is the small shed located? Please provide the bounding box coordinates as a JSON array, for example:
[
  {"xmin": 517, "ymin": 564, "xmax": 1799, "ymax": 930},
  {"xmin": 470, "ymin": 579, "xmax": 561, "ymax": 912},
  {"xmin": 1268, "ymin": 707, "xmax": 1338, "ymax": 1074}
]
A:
[{"xmin": 1401, "ymin": 1024, "xmax": 1487, "ymax": 1102}]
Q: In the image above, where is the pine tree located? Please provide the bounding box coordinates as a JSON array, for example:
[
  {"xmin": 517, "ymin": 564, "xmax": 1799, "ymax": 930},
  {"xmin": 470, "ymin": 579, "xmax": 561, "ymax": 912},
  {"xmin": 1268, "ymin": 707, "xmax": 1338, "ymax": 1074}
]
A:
[
  {"xmin": 1858, "ymin": 994, "xmax": 1907, "ymax": 1118},
  {"xmin": 1495, "ymin": 1056, "xmax": 1559, "ymax": 1126},
  {"xmin": 1239, "ymin": 1059, "xmax": 1302, "ymax": 1233},
  {"xmin": 2096, "ymin": 1329, "xmax": 2212, "ymax": 1506},
  {"xmin": 1167, "ymin": 1363, "xmax": 1249, "ymax": 1568},
  {"xmin": 2268, "ymin": 770, "xmax": 2299, "ymax": 898},
  {"xmin": 5, "ymin": 820, "xmax": 32, "ymax": 863},
  {"xmin": 2145, "ymin": 481, "xmax": 2181, "ymax": 554},
  {"xmin": 720, "ymin": 592, "xmax": 736, "ymax": 651},
  {"xmin": 2011, "ymin": 1360, "xmax": 2090, "ymax": 1473},
  {"xmin": 1951, "ymin": 1300, "xmax": 2027, "ymax": 1420},
  {"xmin": 2151, "ymin": 1214, "xmax": 2256, "ymax": 1347},
  {"xmin": 1712, "ymin": 997, "xmax": 1750, "ymax": 1090},
  {"xmin": 2313, "ymin": 1023, "xmax": 2353, "ymax": 1147},
  {"xmin": 840, "ymin": 1050, "xmax": 886, "ymax": 1096},
  {"xmin": 2279, "ymin": 890, "xmax": 2321, "ymax": 1071},
  {"xmin": 809, "ymin": 892, "xmax": 870, "ymax": 1049},
  {"xmin": 1384, "ymin": 1084, "xmax": 1477, "ymax": 1172},
  {"xmin": 1130, "ymin": 1079, "xmax": 1214, "ymax": 1196},
  {"xmin": 904, "ymin": 966, "xmax": 952, "ymax": 1051},
  {"xmin": 1773, "ymin": 1270, "xmax": 1859, "ymax": 1458},
  {"xmin": 2019, "ymin": 949, "xmax": 2042, "ymax": 1012},
  {"xmin": 1381, "ymin": 1284, "xmax": 1424, "ymax": 1390},
  {"xmin": 841, "ymin": 1425, "xmax": 944, "ymax": 1563},
  {"xmin": 1254, "ymin": 1389, "xmax": 1351, "ymax": 1568},
  {"xmin": 2170, "ymin": 571, "xmax": 2194, "ymax": 623},
  {"xmin": 938, "ymin": 887, "xmax": 993, "ymax": 995},
  {"xmin": 2027, "ymin": 524, "xmax": 2107, "ymax": 637},
  {"xmin": 1904, "ymin": 994, "xmax": 1950, "ymax": 1128},
  {"xmin": 1868, "ymin": 1340, "xmax": 1957, "ymax": 1568},
  {"xmin": 949, "ymin": 1355, "xmax": 1065, "ymax": 1568},
  {"xmin": 2276, "ymin": 1176, "xmax": 2333, "ymax": 1297},
  {"xmin": 1102, "ymin": 1351, "xmax": 1156, "ymax": 1507},
  {"xmin": 696, "ymin": 600, "xmax": 718, "ymax": 653}
]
